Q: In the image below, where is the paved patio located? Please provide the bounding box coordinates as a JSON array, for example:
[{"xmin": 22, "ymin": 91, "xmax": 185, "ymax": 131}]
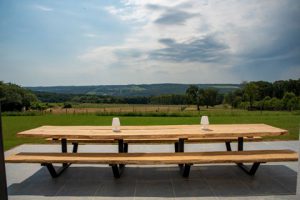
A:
[{"xmin": 5, "ymin": 141, "xmax": 300, "ymax": 200}]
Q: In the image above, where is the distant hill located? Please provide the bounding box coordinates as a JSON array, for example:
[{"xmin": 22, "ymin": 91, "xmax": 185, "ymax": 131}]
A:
[{"xmin": 27, "ymin": 83, "xmax": 240, "ymax": 97}]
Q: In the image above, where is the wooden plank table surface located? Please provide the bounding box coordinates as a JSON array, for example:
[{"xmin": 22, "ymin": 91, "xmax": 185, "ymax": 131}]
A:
[{"xmin": 17, "ymin": 124, "xmax": 287, "ymax": 140}]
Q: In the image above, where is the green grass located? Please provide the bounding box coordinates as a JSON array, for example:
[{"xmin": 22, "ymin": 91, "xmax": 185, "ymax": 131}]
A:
[{"xmin": 2, "ymin": 110, "xmax": 300, "ymax": 151}]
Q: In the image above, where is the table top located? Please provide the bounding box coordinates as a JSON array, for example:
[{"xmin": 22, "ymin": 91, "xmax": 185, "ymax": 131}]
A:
[{"xmin": 17, "ymin": 124, "xmax": 288, "ymax": 140}]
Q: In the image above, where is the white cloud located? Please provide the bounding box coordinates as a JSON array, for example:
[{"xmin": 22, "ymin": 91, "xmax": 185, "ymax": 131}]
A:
[{"xmin": 33, "ymin": 5, "xmax": 53, "ymax": 12}]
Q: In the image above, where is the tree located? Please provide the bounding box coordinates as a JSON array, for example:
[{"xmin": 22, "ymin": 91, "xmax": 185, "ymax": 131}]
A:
[
  {"xmin": 0, "ymin": 82, "xmax": 38, "ymax": 111},
  {"xmin": 243, "ymin": 82, "xmax": 258, "ymax": 109},
  {"xmin": 202, "ymin": 88, "xmax": 218, "ymax": 108},
  {"xmin": 282, "ymin": 92, "xmax": 296, "ymax": 110},
  {"xmin": 186, "ymin": 85, "xmax": 201, "ymax": 110}
]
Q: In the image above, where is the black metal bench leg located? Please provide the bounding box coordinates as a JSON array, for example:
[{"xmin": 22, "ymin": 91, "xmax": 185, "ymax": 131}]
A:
[
  {"xmin": 118, "ymin": 139, "xmax": 127, "ymax": 168},
  {"xmin": 110, "ymin": 164, "xmax": 124, "ymax": 178},
  {"xmin": 61, "ymin": 139, "xmax": 69, "ymax": 167},
  {"xmin": 177, "ymin": 139, "xmax": 185, "ymax": 168},
  {"xmin": 180, "ymin": 164, "xmax": 192, "ymax": 177},
  {"xmin": 225, "ymin": 141, "xmax": 232, "ymax": 151},
  {"xmin": 237, "ymin": 162, "xmax": 261, "ymax": 176},
  {"xmin": 235, "ymin": 137, "xmax": 260, "ymax": 176},
  {"xmin": 42, "ymin": 163, "xmax": 70, "ymax": 178}
]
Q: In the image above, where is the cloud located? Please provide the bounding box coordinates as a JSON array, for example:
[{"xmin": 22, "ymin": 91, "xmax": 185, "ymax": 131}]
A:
[
  {"xmin": 150, "ymin": 35, "xmax": 229, "ymax": 62},
  {"xmin": 33, "ymin": 5, "xmax": 53, "ymax": 12},
  {"xmin": 154, "ymin": 9, "xmax": 197, "ymax": 25}
]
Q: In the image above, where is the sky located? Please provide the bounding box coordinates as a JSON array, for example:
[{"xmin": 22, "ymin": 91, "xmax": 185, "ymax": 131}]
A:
[{"xmin": 0, "ymin": 0, "xmax": 299, "ymax": 86}]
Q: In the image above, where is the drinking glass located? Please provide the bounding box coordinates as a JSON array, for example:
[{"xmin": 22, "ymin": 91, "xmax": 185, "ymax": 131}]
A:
[
  {"xmin": 112, "ymin": 117, "xmax": 121, "ymax": 132},
  {"xmin": 200, "ymin": 116, "xmax": 209, "ymax": 130}
]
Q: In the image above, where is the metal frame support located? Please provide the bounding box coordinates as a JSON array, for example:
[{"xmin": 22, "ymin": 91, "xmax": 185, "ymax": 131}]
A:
[
  {"xmin": 118, "ymin": 139, "xmax": 124, "ymax": 153},
  {"xmin": 110, "ymin": 164, "xmax": 125, "ymax": 178},
  {"xmin": 72, "ymin": 143, "xmax": 78, "ymax": 153},
  {"xmin": 237, "ymin": 162, "xmax": 261, "ymax": 176},
  {"xmin": 238, "ymin": 137, "xmax": 244, "ymax": 151},
  {"xmin": 179, "ymin": 164, "xmax": 192, "ymax": 177},
  {"xmin": 235, "ymin": 137, "xmax": 260, "ymax": 175},
  {"xmin": 123, "ymin": 143, "xmax": 128, "ymax": 153},
  {"xmin": 225, "ymin": 141, "xmax": 232, "ymax": 151},
  {"xmin": 174, "ymin": 142, "xmax": 178, "ymax": 152},
  {"xmin": 177, "ymin": 138, "xmax": 185, "ymax": 168},
  {"xmin": 42, "ymin": 138, "xmax": 76, "ymax": 178},
  {"xmin": 111, "ymin": 139, "xmax": 128, "ymax": 175},
  {"xmin": 41, "ymin": 163, "xmax": 71, "ymax": 178},
  {"xmin": 118, "ymin": 139, "xmax": 128, "ymax": 153},
  {"xmin": 0, "ymin": 102, "xmax": 8, "ymax": 200},
  {"xmin": 178, "ymin": 138, "xmax": 185, "ymax": 152},
  {"xmin": 61, "ymin": 139, "xmax": 68, "ymax": 167}
]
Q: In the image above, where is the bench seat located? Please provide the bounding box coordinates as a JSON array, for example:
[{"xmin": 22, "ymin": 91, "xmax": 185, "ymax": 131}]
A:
[
  {"xmin": 6, "ymin": 150, "xmax": 297, "ymax": 178},
  {"xmin": 6, "ymin": 150, "xmax": 297, "ymax": 165}
]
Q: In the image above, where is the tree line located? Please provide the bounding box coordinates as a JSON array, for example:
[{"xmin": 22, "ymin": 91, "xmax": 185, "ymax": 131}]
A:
[
  {"xmin": 224, "ymin": 79, "xmax": 300, "ymax": 111},
  {"xmin": 0, "ymin": 79, "xmax": 299, "ymax": 111}
]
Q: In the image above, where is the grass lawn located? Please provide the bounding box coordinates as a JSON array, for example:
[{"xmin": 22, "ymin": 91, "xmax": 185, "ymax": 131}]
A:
[{"xmin": 2, "ymin": 110, "xmax": 300, "ymax": 151}]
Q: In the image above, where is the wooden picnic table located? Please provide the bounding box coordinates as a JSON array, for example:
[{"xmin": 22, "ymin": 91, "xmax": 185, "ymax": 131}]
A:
[
  {"xmin": 18, "ymin": 124, "xmax": 287, "ymax": 140},
  {"xmin": 7, "ymin": 123, "xmax": 297, "ymax": 178}
]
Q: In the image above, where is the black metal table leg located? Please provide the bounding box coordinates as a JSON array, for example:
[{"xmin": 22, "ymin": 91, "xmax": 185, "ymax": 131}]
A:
[
  {"xmin": 118, "ymin": 139, "xmax": 124, "ymax": 153},
  {"xmin": 225, "ymin": 141, "xmax": 232, "ymax": 151},
  {"xmin": 178, "ymin": 138, "xmax": 185, "ymax": 152},
  {"xmin": 174, "ymin": 142, "xmax": 179, "ymax": 152},
  {"xmin": 61, "ymin": 139, "xmax": 68, "ymax": 167},
  {"xmin": 72, "ymin": 142, "xmax": 78, "ymax": 153},
  {"xmin": 238, "ymin": 137, "xmax": 243, "ymax": 151}
]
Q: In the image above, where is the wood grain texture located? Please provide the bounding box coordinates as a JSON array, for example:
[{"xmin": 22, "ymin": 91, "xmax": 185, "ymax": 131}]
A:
[
  {"xmin": 46, "ymin": 136, "xmax": 262, "ymax": 144},
  {"xmin": 18, "ymin": 124, "xmax": 287, "ymax": 140},
  {"xmin": 5, "ymin": 150, "xmax": 298, "ymax": 165}
]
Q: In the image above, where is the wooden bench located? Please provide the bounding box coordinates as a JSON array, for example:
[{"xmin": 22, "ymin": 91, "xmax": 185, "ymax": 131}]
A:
[
  {"xmin": 46, "ymin": 136, "xmax": 263, "ymax": 153},
  {"xmin": 5, "ymin": 149, "xmax": 298, "ymax": 178}
]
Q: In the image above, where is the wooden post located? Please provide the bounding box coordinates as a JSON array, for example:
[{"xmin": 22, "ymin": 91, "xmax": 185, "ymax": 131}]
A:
[{"xmin": 0, "ymin": 101, "xmax": 8, "ymax": 200}]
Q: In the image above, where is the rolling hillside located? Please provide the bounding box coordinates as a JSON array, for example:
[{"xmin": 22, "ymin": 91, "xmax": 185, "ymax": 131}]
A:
[{"xmin": 27, "ymin": 83, "xmax": 240, "ymax": 97}]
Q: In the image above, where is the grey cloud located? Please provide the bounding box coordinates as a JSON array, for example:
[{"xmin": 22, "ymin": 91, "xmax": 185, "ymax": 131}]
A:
[
  {"xmin": 154, "ymin": 9, "xmax": 197, "ymax": 25},
  {"xmin": 146, "ymin": 3, "xmax": 198, "ymax": 25},
  {"xmin": 150, "ymin": 35, "xmax": 229, "ymax": 63},
  {"xmin": 233, "ymin": 0, "xmax": 300, "ymax": 81}
]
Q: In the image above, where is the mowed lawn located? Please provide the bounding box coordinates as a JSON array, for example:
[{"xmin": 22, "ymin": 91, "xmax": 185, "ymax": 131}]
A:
[{"xmin": 2, "ymin": 111, "xmax": 300, "ymax": 150}]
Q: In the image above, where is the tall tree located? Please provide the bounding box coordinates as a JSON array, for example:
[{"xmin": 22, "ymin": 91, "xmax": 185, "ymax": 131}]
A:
[
  {"xmin": 202, "ymin": 88, "xmax": 218, "ymax": 108},
  {"xmin": 243, "ymin": 82, "xmax": 258, "ymax": 108},
  {"xmin": 186, "ymin": 85, "xmax": 201, "ymax": 110}
]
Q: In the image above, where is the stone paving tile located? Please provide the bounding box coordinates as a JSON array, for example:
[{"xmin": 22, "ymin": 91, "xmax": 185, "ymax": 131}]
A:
[
  {"xmin": 205, "ymin": 178, "xmax": 254, "ymax": 197},
  {"xmin": 135, "ymin": 180, "xmax": 174, "ymax": 198},
  {"xmin": 94, "ymin": 180, "xmax": 136, "ymax": 199},
  {"xmin": 171, "ymin": 179, "xmax": 215, "ymax": 198}
]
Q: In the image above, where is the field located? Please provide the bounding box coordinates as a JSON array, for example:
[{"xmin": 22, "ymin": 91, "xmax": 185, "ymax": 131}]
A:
[{"xmin": 2, "ymin": 106, "xmax": 300, "ymax": 151}]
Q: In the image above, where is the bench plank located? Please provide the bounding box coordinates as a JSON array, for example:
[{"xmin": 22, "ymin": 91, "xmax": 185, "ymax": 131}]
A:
[{"xmin": 6, "ymin": 150, "xmax": 298, "ymax": 165}]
